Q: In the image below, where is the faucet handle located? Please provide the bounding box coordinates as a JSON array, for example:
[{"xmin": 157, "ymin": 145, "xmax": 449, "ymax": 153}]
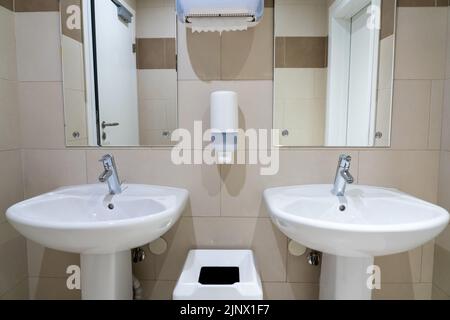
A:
[
  {"xmin": 99, "ymin": 154, "xmax": 115, "ymax": 169},
  {"xmin": 338, "ymin": 154, "xmax": 352, "ymax": 169},
  {"xmin": 339, "ymin": 154, "xmax": 351, "ymax": 162}
]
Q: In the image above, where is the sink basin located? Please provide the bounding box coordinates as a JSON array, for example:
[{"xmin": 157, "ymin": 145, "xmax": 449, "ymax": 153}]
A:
[
  {"xmin": 263, "ymin": 184, "xmax": 449, "ymax": 299},
  {"xmin": 7, "ymin": 184, "xmax": 188, "ymax": 254},
  {"xmin": 7, "ymin": 184, "xmax": 189, "ymax": 300}
]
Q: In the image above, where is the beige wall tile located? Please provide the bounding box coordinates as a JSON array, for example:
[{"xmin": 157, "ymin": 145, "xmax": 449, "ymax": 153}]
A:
[
  {"xmin": 61, "ymin": 36, "xmax": 85, "ymax": 91},
  {"xmin": 378, "ymin": 36, "xmax": 395, "ymax": 91},
  {"xmin": 433, "ymin": 245, "xmax": 450, "ymax": 296},
  {"xmin": 18, "ymin": 82, "xmax": 65, "ymax": 149},
  {"xmin": 15, "ymin": 12, "xmax": 62, "ymax": 82},
  {"xmin": 0, "ymin": 7, "xmax": 17, "ymax": 81},
  {"xmin": 0, "ymin": 222, "xmax": 19, "ymax": 246},
  {"xmin": 29, "ymin": 277, "xmax": 81, "ymax": 300},
  {"xmin": 437, "ymin": 226, "xmax": 450, "ymax": 252},
  {"xmin": 140, "ymin": 280, "xmax": 176, "ymax": 300},
  {"xmin": 263, "ymin": 282, "xmax": 319, "ymax": 300},
  {"xmin": 136, "ymin": 2, "xmax": 176, "ymax": 38},
  {"xmin": 373, "ymin": 283, "xmax": 432, "ymax": 300},
  {"xmin": 22, "ymin": 149, "xmax": 87, "ymax": 198},
  {"xmin": 375, "ymin": 248, "xmax": 423, "ymax": 283},
  {"xmin": 0, "ymin": 237, "xmax": 28, "ymax": 296},
  {"xmin": 441, "ymin": 80, "xmax": 450, "ymax": 150},
  {"xmin": 391, "ymin": 80, "xmax": 431, "ymax": 150},
  {"xmin": 221, "ymin": 9, "xmax": 274, "ymax": 80},
  {"xmin": 287, "ymin": 249, "xmax": 321, "ymax": 283},
  {"xmin": 133, "ymin": 245, "xmax": 156, "ymax": 281},
  {"xmin": 0, "ymin": 79, "xmax": 20, "ymax": 150},
  {"xmin": 395, "ymin": 8, "xmax": 447, "ymax": 80},
  {"xmin": 359, "ymin": 151, "xmax": 439, "ymax": 203},
  {"xmin": 151, "ymin": 217, "xmax": 287, "ymax": 282},
  {"xmin": 0, "ymin": 150, "xmax": 23, "ymax": 223},
  {"xmin": 432, "ymin": 285, "xmax": 450, "ymax": 300},
  {"xmin": 221, "ymin": 150, "xmax": 358, "ymax": 218},
  {"xmin": 63, "ymin": 88, "xmax": 87, "ymax": 143},
  {"xmin": 429, "ymin": 80, "xmax": 445, "ymax": 149},
  {"xmin": 86, "ymin": 149, "xmax": 221, "ymax": 217},
  {"xmin": 0, "ymin": 278, "xmax": 29, "ymax": 300},
  {"xmin": 438, "ymin": 173, "xmax": 450, "ymax": 210},
  {"xmin": 177, "ymin": 23, "xmax": 221, "ymax": 81},
  {"xmin": 274, "ymin": 0, "xmax": 328, "ymax": 37},
  {"xmin": 27, "ymin": 240, "xmax": 79, "ymax": 278}
]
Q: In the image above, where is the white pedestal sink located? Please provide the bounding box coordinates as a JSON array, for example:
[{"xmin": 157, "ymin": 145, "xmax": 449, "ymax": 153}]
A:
[
  {"xmin": 7, "ymin": 184, "xmax": 189, "ymax": 300},
  {"xmin": 264, "ymin": 185, "xmax": 449, "ymax": 300}
]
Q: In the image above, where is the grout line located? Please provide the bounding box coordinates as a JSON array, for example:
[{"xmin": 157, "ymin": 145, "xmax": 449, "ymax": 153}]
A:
[{"xmin": 0, "ymin": 275, "xmax": 28, "ymax": 299}]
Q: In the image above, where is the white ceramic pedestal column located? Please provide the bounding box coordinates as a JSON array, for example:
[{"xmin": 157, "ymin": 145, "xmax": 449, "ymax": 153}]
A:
[
  {"xmin": 319, "ymin": 254, "xmax": 374, "ymax": 300},
  {"xmin": 80, "ymin": 251, "xmax": 132, "ymax": 300}
]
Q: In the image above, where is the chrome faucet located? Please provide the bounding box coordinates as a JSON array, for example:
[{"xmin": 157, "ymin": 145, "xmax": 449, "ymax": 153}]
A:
[
  {"xmin": 99, "ymin": 154, "xmax": 122, "ymax": 195},
  {"xmin": 332, "ymin": 154, "xmax": 354, "ymax": 197}
]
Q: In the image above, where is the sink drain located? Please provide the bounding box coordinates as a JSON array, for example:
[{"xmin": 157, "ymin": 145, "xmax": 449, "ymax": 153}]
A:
[
  {"xmin": 107, "ymin": 203, "xmax": 115, "ymax": 210},
  {"xmin": 339, "ymin": 205, "xmax": 346, "ymax": 212}
]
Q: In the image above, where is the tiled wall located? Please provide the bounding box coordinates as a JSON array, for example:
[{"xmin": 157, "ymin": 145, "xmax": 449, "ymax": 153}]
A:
[
  {"xmin": 136, "ymin": 0, "xmax": 177, "ymax": 145},
  {"xmin": 1, "ymin": 0, "xmax": 448, "ymax": 300},
  {"xmin": 273, "ymin": 0, "xmax": 328, "ymax": 146},
  {"xmin": 433, "ymin": 3, "xmax": 450, "ymax": 301},
  {"xmin": 0, "ymin": 2, "xmax": 28, "ymax": 300}
]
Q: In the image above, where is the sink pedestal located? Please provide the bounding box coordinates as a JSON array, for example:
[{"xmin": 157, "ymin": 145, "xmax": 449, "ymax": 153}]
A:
[
  {"xmin": 80, "ymin": 251, "xmax": 132, "ymax": 300},
  {"xmin": 319, "ymin": 254, "xmax": 374, "ymax": 300}
]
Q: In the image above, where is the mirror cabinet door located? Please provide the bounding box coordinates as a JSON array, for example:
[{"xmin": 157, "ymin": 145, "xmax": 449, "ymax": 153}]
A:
[{"xmin": 61, "ymin": 0, "xmax": 177, "ymax": 147}]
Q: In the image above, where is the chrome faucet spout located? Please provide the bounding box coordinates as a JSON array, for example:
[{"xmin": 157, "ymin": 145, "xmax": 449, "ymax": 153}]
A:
[
  {"xmin": 332, "ymin": 154, "xmax": 354, "ymax": 197},
  {"xmin": 99, "ymin": 154, "xmax": 122, "ymax": 195}
]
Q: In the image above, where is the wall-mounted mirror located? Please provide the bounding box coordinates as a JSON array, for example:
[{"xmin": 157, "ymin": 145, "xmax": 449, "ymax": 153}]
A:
[
  {"xmin": 274, "ymin": 0, "xmax": 396, "ymax": 147},
  {"xmin": 60, "ymin": 0, "xmax": 177, "ymax": 147}
]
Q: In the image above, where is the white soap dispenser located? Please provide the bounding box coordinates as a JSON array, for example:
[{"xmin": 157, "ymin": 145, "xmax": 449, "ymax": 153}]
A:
[{"xmin": 210, "ymin": 91, "xmax": 239, "ymax": 164}]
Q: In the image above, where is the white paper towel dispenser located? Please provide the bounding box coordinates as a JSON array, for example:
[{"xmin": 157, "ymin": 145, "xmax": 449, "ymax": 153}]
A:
[
  {"xmin": 176, "ymin": 0, "xmax": 264, "ymax": 33},
  {"xmin": 210, "ymin": 91, "xmax": 239, "ymax": 164}
]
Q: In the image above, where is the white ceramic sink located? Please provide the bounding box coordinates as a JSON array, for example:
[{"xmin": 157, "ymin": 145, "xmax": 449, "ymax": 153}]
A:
[
  {"xmin": 7, "ymin": 184, "xmax": 189, "ymax": 300},
  {"xmin": 263, "ymin": 184, "xmax": 449, "ymax": 299}
]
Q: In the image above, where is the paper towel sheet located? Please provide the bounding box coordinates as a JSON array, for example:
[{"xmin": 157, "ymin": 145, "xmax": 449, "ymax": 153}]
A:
[{"xmin": 189, "ymin": 17, "xmax": 252, "ymax": 33}]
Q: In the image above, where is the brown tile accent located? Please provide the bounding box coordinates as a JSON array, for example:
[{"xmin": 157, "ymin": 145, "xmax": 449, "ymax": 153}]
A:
[
  {"xmin": 275, "ymin": 37, "xmax": 328, "ymax": 68},
  {"xmin": 397, "ymin": 0, "xmax": 437, "ymax": 6},
  {"xmin": 265, "ymin": 0, "xmax": 274, "ymax": 7},
  {"xmin": 381, "ymin": 0, "xmax": 396, "ymax": 39},
  {"xmin": 436, "ymin": 0, "xmax": 448, "ymax": 6},
  {"xmin": 136, "ymin": 38, "xmax": 177, "ymax": 70},
  {"xmin": 60, "ymin": 0, "xmax": 83, "ymax": 43},
  {"xmin": 0, "ymin": 0, "xmax": 14, "ymax": 11},
  {"xmin": 275, "ymin": 37, "xmax": 285, "ymax": 68},
  {"xmin": 15, "ymin": 0, "xmax": 60, "ymax": 12}
]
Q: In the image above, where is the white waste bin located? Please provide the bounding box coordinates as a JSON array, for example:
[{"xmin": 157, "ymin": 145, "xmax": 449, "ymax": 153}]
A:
[{"xmin": 173, "ymin": 250, "xmax": 263, "ymax": 300}]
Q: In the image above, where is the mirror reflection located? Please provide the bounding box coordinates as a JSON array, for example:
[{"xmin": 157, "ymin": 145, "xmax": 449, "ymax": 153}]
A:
[
  {"xmin": 61, "ymin": 0, "xmax": 177, "ymax": 147},
  {"xmin": 274, "ymin": 0, "xmax": 396, "ymax": 147}
]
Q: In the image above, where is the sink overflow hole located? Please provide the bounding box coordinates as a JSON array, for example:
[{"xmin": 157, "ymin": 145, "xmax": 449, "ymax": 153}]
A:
[
  {"xmin": 107, "ymin": 203, "xmax": 115, "ymax": 210},
  {"xmin": 339, "ymin": 205, "xmax": 346, "ymax": 212}
]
